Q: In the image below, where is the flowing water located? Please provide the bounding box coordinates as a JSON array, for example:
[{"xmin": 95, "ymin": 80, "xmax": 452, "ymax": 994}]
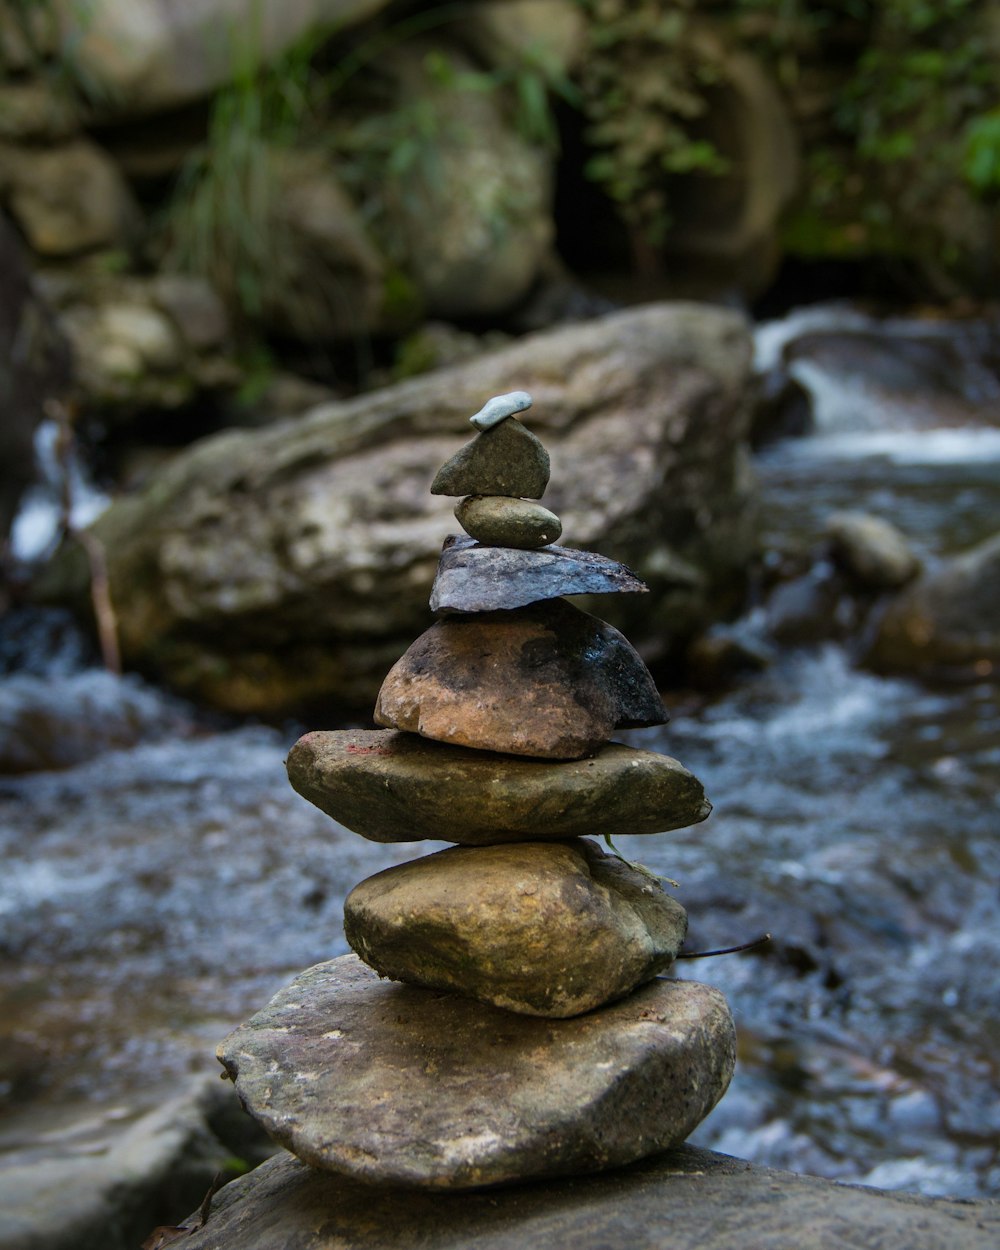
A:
[{"xmin": 1, "ymin": 304, "xmax": 998, "ymax": 1199}]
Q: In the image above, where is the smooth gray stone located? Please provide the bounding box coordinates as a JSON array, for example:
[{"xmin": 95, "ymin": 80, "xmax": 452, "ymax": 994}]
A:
[
  {"xmin": 178, "ymin": 1145, "xmax": 1000, "ymax": 1250},
  {"xmin": 431, "ymin": 534, "xmax": 648, "ymax": 612},
  {"xmin": 217, "ymin": 955, "xmax": 734, "ymax": 1190},
  {"xmin": 470, "ymin": 390, "xmax": 533, "ymax": 430},
  {"xmin": 455, "ymin": 495, "xmax": 562, "ymax": 549}
]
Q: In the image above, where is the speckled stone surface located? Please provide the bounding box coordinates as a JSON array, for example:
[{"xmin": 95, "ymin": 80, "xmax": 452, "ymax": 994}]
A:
[
  {"xmin": 374, "ymin": 599, "xmax": 667, "ymax": 759},
  {"xmin": 455, "ymin": 495, "xmax": 562, "ymax": 549},
  {"xmin": 217, "ymin": 955, "xmax": 735, "ymax": 1189},
  {"xmin": 430, "ymin": 534, "xmax": 647, "ymax": 613},
  {"xmin": 344, "ymin": 839, "xmax": 688, "ymax": 1017},
  {"xmin": 430, "ymin": 419, "xmax": 550, "ymax": 498},
  {"xmin": 286, "ymin": 730, "xmax": 711, "ymax": 844}
]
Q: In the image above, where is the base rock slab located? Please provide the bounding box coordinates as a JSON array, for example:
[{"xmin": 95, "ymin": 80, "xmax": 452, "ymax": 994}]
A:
[
  {"xmin": 178, "ymin": 1144, "xmax": 1000, "ymax": 1250},
  {"xmin": 218, "ymin": 955, "xmax": 734, "ymax": 1189}
]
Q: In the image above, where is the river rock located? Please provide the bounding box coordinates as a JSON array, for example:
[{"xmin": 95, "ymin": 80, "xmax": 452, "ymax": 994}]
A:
[
  {"xmin": 286, "ymin": 730, "xmax": 711, "ymax": 844},
  {"xmin": 430, "ymin": 534, "xmax": 648, "ymax": 613},
  {"xmin": 375, "ymin": 599, "xmax": 666, "ymax": 759},
  {"xmin": 175, "ymin": 1144, "xmax": 1000, "ymax": 1250},
  {"xmin": 867, "ymin": 531, "xmax": 1000, "ymax": 680},
  {"xmin": 344, "ymin": 840, "xmax": 688, "ymax": 1017},
  {"xmin": 469, "ymin": 390, "xmax": 533, "ymax": 430},
  {"xmin": 455, "ymin": 496, "xmax": 561, "ymax": 548},
  {"xmin": 47, "ymin": 302, "xmax": 755, "ymax": 715},
  {"xmin": 217, "ymin": 954, "xmax": 734, "ymax": 1189},
  {"xmin": 826, "ymin": 511, "xmax": 921, "ymax": 590},
  {"xmin": 431, "ymin": 418, "xmax": 550, "ymax": 498}
]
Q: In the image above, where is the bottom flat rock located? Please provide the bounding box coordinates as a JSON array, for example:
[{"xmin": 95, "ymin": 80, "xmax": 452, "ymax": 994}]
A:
[
  {"xmin": 218, "ymin": 955, "xmax": 734, "ymax": 1190},
  {"xmin": 176, "ymin": 1147, "xmax": 1000, "ymax": 1250}
]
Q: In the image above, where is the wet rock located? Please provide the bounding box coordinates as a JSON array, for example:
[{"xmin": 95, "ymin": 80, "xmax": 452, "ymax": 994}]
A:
[
  {"xmin": 0, "ymin": 139, "xmax": 140, "ymax": 257},
  {"xmin": 867, "ymin": 531, "xmax": 1000, "ymax": 680},
  {"xmin": 286, "ymin": 730, "xmax": 711, "ymax": 845},
  {"xmin": 217, "ymin": 954, "xmax": 734, "ymax": 1189},
  {"xmin": 826, "ymin": 511, "xmax": 921, "ymax": 590},
  {"xmin": 345, "ymin": 839, "xmax": 688, "ymax": 1017},
  {"xmin": 375, "ymin": 599, "xmax": 667, "ymax": 759},
  {"xmin": 178, "ymin": 1144, "xmax": 1000, "ymax": 1250},
  {"xmin": 0, "ymin": 1076, "xmax": 273, "ymax": 1250},
  {"xmin": 431, "ymin": 418, "xmax": 550, "ymax": 499},
  {"xmin": 430, "ymin": 534, "xmax": 648, "ymax": 613},
  {"xmin": 455, "ymin": 496, "xmax": 561, "ymax": 549},
  {"xmin": 48, "ymin": 303, "xmax": 755, "ymax": 715}
]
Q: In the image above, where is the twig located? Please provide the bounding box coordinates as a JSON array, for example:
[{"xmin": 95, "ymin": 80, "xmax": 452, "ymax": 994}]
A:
[{"xmin": 676, "ymin": 933, "xmax": 771, "ymax": 960}]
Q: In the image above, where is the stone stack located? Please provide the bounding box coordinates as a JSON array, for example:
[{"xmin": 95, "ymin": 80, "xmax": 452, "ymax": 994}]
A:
[{"xmin": 218, "ymin": 393, "xmax": 736, "ymax": 1190}]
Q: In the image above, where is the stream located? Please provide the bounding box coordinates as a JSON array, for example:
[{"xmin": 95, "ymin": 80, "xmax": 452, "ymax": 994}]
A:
[{"xmin": 1, "ymin": 303, "xmax": 998, "ymax": 1200}]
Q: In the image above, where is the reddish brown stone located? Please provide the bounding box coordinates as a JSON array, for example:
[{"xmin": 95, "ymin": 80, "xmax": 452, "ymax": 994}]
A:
[{"xmin": 374, "ymin": 599, "xmax": 667, "ymax": 759}]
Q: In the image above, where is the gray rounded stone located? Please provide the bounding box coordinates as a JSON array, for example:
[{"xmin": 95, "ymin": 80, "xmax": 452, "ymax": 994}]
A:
[
  {"xmin": 217, "ymin": 954, "xmax": 735, "ymax": 1189},
  {"xmin": 286, "ymin": 730, "xmax": 712, "ymax": 844},
  {"xmin": 430, "ymin": 418, "xmax": 550, "ymax": 498},
  {"xmin": 826, "ymin": 511, "xmax": 921, "ymax": 589},
  {"xmin": 345, "ymin": 839, "xmax": 688, "ymax": 1017},
  {"xmin": 455, "ymin": 495, "xmax": 562, "ymax": 548}
]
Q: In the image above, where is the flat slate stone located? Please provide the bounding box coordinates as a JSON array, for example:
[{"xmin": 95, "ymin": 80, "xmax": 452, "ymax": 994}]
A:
[
  {"xmin": 374, "ymin": 599, "xmax": 667, "ymax": 759},
  {"xmin": 430, "ymin": 419, "xmax": 550, "ymax": 499},
  {"xmin": 178, "ymin": 1144, "xmax": 1000, "ymax": 1250},
  {"xmin": 286, "ymin": 730, "xmax": 711, "ymax": 844},
  {"xmin": 455, "ymin": 495, "xmax": 562, "ymax": 549},
  {"xmin": 431, "ymin": 534, "xmax": 648, "ymax": 613},
  {"xmin": 217, "ymin": 955, "xmax": 734, "ymax": 1190},
  {"xmin": 345, "ymin": 839, "xmax": 688, "ymax": 1017}
]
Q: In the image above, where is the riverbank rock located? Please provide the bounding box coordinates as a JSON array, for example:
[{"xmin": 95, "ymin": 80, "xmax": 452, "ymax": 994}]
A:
[
  {"xmin": 176, "ymin": 1144, "xmax": 1000, "ymax": 1250},
  {"xmin": 344, "ymin": 840, "xmax": 687, "ymax": 1017},
  {"xmin": 286, "ymin": 730, "xmax": 711, "ymax": 844},
  {"xmin": 867, "ymin": 531, "xmax": 1000, "ymax": 680},
  {"xmin": 217, "ymin": 955, "xmax": 734, "ymax": 1189},
  {"xmin": 46, "ymin": 302, "xmax": 755, "ymax": 716},
  {"xmin": 374, "ymin": 600, "xmax": 666, "ymax": 759},
  {"xmin": 826, "ymin": 511, "xmax": 921, "ymax": 590}
]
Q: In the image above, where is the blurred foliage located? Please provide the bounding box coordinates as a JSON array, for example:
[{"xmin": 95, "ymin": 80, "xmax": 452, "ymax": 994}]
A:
[{"xmin": 574, "ymin": 0, "xmax": 730, "ymax": 267}]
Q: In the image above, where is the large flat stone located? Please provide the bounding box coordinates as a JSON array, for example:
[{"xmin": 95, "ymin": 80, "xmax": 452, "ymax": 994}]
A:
[
  {"xmin": 286, "ymin": 730, "xmax": 712, "ymax": 844},
  {"xmin": 431, "ymin": 534, "xmax": 648, "ymax": 612},
  {"xmin": 345, "ymin": 839, "xmax": 688, "ymax": 1017},
  {"xmin": 177, "ymin": 1144, "xmax": 1000, "ymax": 1250},
  {"xmin": 375, "ymin": 599, "xmax": 667, "ymax": 759},
  {"xmin": 218, "ymin": 955, "xmax": 734, "ymax": 1189}
]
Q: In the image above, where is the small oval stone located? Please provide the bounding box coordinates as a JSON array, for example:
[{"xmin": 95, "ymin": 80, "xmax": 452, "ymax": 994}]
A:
[{"xmin": 455, "ymin": 495, "xmax": 562, "ymax": 549}]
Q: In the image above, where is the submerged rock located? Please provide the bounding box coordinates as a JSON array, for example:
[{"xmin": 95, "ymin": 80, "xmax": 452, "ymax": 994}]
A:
[
  {"xmin": 286, "ymin": 730, "xmax": 711, "ymax": 844},
  {"xmin": 374, "ymin": 599, "xmax": 666, "ymax": 759},
  {"xmin": 345, "ymin": 839, "xmax": 688, "ymax": 1017},
  {"xmin": 867, "ymin": 530, "xmax": 1000, "ymax": 680},
  {"xmin": 217, "ymin": 954, "xmax": 735, "ymax": 1189}
]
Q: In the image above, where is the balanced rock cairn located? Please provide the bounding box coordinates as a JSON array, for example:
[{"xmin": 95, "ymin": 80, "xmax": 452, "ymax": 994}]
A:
[{"xmin": 218, "ymin": 392, "xmax": 736, "ymax": 1189}]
